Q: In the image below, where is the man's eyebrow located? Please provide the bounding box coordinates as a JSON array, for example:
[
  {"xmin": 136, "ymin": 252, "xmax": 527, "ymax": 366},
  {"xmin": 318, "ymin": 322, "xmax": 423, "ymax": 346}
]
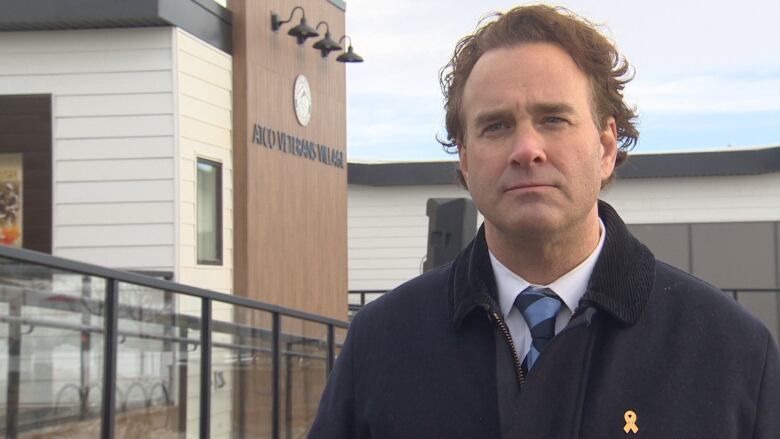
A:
[
  {"xmin": 471, "ymin": 102, "xmax": 579, "ymax": 126},
  {"xmin": 472, "ymin": 109, "xmax": 513, "ymax": 127},
  {"xmin": 530, "ymin": 102, "xmax": 577, "ymax": 115}
]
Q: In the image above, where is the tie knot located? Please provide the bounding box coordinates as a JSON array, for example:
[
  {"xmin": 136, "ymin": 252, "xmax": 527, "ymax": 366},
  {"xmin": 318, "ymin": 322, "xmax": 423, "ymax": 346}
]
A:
[{"xmin": 514, "ymin": 286, "xmax": 562, "ymax": 325}]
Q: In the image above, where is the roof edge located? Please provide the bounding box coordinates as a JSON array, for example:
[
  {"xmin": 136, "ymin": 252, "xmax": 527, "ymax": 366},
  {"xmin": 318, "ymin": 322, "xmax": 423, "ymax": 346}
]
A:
[
  {"xmin": 348, "ymin": 146, "xmax": 780, "ymax": 186},
  {"xmin": 0, "ymin": 0, "xmax": 232, "ymax": 53}
]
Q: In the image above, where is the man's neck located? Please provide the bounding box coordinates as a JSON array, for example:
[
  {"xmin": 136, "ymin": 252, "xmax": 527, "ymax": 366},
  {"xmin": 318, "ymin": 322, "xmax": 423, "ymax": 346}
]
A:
[{"xmin": 485, "ymin": 210, "xmax": 602, "ymax": 285}]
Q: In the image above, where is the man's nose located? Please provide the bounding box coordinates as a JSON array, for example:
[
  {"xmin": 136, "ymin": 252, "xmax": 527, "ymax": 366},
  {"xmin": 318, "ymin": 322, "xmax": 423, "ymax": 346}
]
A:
[{"xmin": 508, "ymin": 126, "xmax": 546, "ymax": 166}]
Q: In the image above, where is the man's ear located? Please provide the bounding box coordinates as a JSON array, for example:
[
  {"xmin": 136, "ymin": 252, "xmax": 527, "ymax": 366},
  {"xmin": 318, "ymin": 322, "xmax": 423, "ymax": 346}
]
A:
[
  {"xmin": 599, "ymin": 117, "xmax": 618, "ymax": 180},
  {"xmin": 458, "ymin": 142, "xmax": 469, "ymax": 183}
]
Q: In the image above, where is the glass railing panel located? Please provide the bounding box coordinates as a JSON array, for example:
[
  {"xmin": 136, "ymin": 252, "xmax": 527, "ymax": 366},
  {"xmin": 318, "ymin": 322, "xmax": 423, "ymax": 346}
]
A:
[
  {"xmin": 280, "ymin": 317, "xmax": 328, "ymax": 438},
  {"xmin": 0, "ymin": 257, "xmax": 105, "ymax": 438},
  {"xmin": 211, "ymin": 302, "xmax": 273, "ymax": 439},
  {"xmin": 0, "ymin": 248, "xmax": 350, "ymax": 439},
  {"xmin": 115, "ymin": 283, "xmax": 200, "ymax": 438}
]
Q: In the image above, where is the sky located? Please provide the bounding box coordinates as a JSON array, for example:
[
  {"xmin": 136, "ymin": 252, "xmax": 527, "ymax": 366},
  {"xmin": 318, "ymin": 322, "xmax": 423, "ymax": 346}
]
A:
[{"xmin": 342, "ymin": 0, "xmax": 780, "ymax": 161}]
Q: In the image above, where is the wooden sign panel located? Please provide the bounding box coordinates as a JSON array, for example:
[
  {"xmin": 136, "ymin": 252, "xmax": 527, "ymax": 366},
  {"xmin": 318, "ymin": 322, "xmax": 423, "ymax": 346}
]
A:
[{"xmin": 232, "ymin": 0, "xmax": 347, "ymax": 320}]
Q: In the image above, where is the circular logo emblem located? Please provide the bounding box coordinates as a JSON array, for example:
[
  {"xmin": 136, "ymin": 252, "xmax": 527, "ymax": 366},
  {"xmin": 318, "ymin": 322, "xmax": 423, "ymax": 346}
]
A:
[{"xmin": 293, "ymin": 74, "xmax": 312, "ymax": 127}]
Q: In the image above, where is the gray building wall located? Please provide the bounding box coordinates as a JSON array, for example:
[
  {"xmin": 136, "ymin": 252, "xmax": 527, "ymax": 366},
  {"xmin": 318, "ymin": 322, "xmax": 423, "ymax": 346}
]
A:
[{"xmin": 628, "ymin": 222, "xmax": 780, "ymax": 342}]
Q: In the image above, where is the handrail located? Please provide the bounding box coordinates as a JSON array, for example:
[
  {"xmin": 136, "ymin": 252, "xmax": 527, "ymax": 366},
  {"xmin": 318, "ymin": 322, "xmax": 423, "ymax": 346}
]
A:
[
  {"xmin": 720, "ymin": 288, "xmax": 780, "ymax": 292},
  {"xmin": 348, "ymin": 288, "xmax": 780, "ymax": 308},
  {"xmin": 0, "ymin": 286, "xmax": 337, "ymax": 350},
  {"xmin": 0, "ymin": 245, "xmax": 348, "ymax": 329},
  {"xmin": 720, "ymin": 288, "xmax": 780, "ymax": 301}
]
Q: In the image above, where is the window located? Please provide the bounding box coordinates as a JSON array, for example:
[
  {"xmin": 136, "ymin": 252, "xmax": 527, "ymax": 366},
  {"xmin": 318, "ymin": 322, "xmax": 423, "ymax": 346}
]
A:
[{"xmin": 197, "ymin": 158, "xmax": 222, "ymax": 265}]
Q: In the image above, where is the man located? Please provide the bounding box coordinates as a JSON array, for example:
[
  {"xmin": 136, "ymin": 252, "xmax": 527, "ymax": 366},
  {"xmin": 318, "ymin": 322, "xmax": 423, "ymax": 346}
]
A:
[{"xmin": 311, "ymin": 5, "xmax": 780, "ymax": 438}]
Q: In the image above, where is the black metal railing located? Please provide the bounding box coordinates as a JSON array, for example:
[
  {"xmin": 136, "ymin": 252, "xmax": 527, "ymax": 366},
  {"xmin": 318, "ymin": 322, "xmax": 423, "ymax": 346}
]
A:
[
  {"xmin": 721, "ymin": 288, "xmax": 780, "ymax": 301},
  {"xmin": 347, "ymin": 290, "xmax": 386, "ymax": 320},
  {"xmin": 0, "ymin": 245, "xmax": 348, "ymax": 439}
]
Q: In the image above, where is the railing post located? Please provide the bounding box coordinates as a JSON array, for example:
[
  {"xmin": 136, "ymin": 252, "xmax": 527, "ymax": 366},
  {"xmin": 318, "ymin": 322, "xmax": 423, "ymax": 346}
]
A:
[
  {"xmin": 236, "ymin": 331, "xmax": 246, "ymax": 438},
  {"xmin": 200, "ymin": 298, "xmax": 212, "ymax": 439},
  {"xmin": 272, "ymin": 313, "xmax": 281, "ymax": 439},
  {"xmin": 178, "ymin": 323, "xmax": 189, "ymax": 437},
  {"xmin": 6, "ymin": 296, "xmax": 21, "ymax": 439},
  {"xmin": 80, "ymin": 275, "xmax": 92, "ymax": 420},
  {"xmin": 326, "ymin": 324, "xmax": 335, "ymax": 375},
  {"xmin": 101, "ymin": 278, "xmax": 119, "ymax": 439},
  {"xmin": 284, "ymin": 341, "xmax": 292, "ymax": 439}
]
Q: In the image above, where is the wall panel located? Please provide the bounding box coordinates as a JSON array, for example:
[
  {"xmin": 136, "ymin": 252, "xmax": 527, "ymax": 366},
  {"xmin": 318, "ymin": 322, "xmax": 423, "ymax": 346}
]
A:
[
  {"xmin": 56, "ymin": 158, "xmax": 174, "ymax": 181},
  {"xmin": 232, "ymin": 0, "xmax": 348, "ymax": 320},
  {"xmin": 55, "ymin": 93, "xmax": 173, "ymax": 117},
  {"xmin": 0, "ymin": 48, "xmax": 172, "ymax": 75},
  {"xmin": 691, "ymin": 222, "xmax": 779, "ymax": 340},
  {"xmin": 691, "ymin": 223, "xmax": 777, "ymax": 289},
  {"xmin": 56, "ymin": 180, "xmax": 174, "ymax": 203},
  {"xmin": 56, "ymin": 202, "xmax": 174, "ymax": 225},
  {"xmin": 175, "ymin": 29, "xmax": 234, "ymax": 296},
  {"xmin": 57, "ymin": 246, "xmax": 174, "ymax": 269},
  {"xmin": 56, "ymin": 137, "xmax": 174, "ymax": 160},
  {"xmin": 0, "ymin": 71, "xmax": 173, "ymax": 95},
  {"xmin": 602, "ymin": 173, "xmax": 780, "ymax": 224},
  {"xmin": 56, "ymin": 224, "xmax": 175, "ymax": 247},
  {"xmin": 627, "ymin": 224, "xmax": 691, "ymax": 272}
]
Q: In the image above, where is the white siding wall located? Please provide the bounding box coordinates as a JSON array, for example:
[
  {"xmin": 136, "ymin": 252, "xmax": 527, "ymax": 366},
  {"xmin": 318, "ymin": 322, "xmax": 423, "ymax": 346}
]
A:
[
  {"xmin": 347, "ymin": 171, "xmax": 780, "ymax": 291},
  {"xmin": 172, "ymin": 29, "xmax": 234, "ymax": 439},
  {"xmin": 0, "ymin": 26, "xmax": 235, "ymax": 282},
  {"xmin": 174, "ymin": 29, "xmax": 234, "ymax": 294},
  {"xmin": 601, "ymin": 173, "xmax": 780, "ymax": 224},
  {"xmin": 0, "ymin": 27, "xmax": 177, "ymax": 271},
  {"xmin": 348, "ymin": 184, "xmax": 475, "ymax": 291}
]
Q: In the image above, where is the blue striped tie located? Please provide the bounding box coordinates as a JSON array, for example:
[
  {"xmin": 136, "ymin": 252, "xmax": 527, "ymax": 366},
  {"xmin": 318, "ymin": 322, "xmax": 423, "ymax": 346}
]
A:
[{"xmin": 514, "ymin": 286, "xmax": 562, "ymax": 371}]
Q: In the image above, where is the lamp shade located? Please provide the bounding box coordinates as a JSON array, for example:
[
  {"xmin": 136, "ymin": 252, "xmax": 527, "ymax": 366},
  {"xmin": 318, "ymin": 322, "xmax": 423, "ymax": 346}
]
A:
[
  {"xmin": 313, "ymin": 31, "xmax": 342, "ymax": 57},
  {"xmin": 288, "ymin": 17, "xmax": 319, "ymax": 45},
  {"xmin": 336, "ymin": 45, "xmax": 364, "ymax": 63}
]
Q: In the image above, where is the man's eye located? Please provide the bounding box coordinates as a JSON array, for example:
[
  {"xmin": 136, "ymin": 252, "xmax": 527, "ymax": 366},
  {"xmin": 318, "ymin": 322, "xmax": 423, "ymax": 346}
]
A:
[
  {"xmin": 542, "ymin": 116, "xmax": 567, "ymax": 125},
  {"xmin": 483, "ymin": 121, "xmax": 509, "ymax": 133}
]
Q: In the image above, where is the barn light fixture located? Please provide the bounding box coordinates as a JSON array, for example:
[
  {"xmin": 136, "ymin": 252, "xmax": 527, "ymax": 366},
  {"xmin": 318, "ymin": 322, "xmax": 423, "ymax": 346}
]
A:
[
  {"xmin": 271, "ymin": 9, "xmax": 364, "ymax": 64},
  {"xmin": 271, "ymin": 6, "xmax": 319, "ymax": 46},
  {"xmin": 336, "ymin": 36, "xmax": 364, "ymax": 63},
  {"xmin": 312, "ymin": 22, "xmax": 342, "ymax": 58}
]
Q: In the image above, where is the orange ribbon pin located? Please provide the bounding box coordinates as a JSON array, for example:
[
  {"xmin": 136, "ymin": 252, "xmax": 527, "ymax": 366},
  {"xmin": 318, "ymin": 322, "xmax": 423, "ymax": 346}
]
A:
[{"xmin": 623, "ymin": 410, "xmax": 639, "ymax": 434}]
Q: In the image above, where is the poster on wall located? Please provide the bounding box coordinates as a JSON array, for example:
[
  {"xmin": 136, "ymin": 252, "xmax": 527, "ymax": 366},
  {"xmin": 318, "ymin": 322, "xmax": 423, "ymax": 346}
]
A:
[{"xmin": 0, "ymin": 154, "xmax": 22, "ymax": 247}]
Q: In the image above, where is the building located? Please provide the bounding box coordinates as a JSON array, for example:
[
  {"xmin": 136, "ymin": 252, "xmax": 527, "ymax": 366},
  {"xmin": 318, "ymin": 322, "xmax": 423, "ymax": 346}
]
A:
[{"xmin": 0, "ymin": 0, "xmax": 354, "ymax": 437}]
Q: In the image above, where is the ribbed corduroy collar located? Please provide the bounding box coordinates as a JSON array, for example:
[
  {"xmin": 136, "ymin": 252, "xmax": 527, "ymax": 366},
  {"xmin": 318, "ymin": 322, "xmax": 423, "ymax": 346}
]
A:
[{"xmin": 449, "ymin": 200, "xmax": 656, "ymax": 328}]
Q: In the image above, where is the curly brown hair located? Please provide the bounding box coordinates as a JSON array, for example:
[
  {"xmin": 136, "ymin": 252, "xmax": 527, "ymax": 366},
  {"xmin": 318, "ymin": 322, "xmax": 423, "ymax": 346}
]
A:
[{"xmin": 439, "ymin": 5, "xmax": 638, "ymax": 187}]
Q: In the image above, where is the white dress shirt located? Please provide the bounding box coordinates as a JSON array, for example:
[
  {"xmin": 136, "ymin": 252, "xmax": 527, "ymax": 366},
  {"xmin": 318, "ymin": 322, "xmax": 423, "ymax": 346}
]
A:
[{"xmin": 488, "ymin": 219, "xmax": 606, "ymax": 360}]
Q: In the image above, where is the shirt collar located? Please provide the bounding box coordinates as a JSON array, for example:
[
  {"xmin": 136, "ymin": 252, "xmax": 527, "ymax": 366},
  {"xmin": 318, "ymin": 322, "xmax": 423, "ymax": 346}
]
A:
[{"xmin": 490, "ymin": 219, "xmax": 607, "ymax": 319}]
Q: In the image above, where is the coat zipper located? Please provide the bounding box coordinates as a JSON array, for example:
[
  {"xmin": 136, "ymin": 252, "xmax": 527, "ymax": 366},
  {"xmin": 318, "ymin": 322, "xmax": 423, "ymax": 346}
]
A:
[
  {"xmin": 490, "ymin": 309, "xmax": 583, "ymax": 388},
  {"xmin": 490, "ymin": 311, "xmax": 526, "ymax": 387}
]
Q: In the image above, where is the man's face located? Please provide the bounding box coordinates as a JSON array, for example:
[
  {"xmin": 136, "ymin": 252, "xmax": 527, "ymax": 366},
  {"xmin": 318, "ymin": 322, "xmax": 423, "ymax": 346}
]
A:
[{"xmin": 459, "ymin": 42, "xmax": 617, "ymax": 239}]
